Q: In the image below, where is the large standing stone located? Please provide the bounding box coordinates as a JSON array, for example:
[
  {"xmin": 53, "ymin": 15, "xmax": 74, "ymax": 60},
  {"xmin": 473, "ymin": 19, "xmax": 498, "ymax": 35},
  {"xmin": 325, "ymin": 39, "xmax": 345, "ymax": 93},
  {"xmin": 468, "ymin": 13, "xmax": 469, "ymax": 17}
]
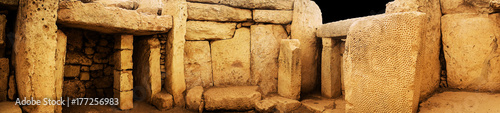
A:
[
  {"xmin": 253, "ymin": 10, "xmax": 293, "ymax": 24},
  {"xmin": 57, "ymin": 1, "xmax": 172, "ymax": 35},
  {"xmin": 187, "ymin": 2, "xmax": 251, "ymax": 22},
  {"xmin": 321, "ymin": 38, "xmax": 341, "ymax": 98},
  {"xmin": 291, "ymin": 0, "xmax": 322, "ymax": 93},
  {"xmin": 278, "ymin": 39, "xmax": 301, "ymax": 100},
  {"xmin": 211, "ymin": 28, "xmax": 251, "ymax": 86},
  {"xmin": 184, "ymin": 41, "xmax": 213, "ymax": 89},
  {"xmin": 250, "ymin": 25, "xmax": 288, "ymax": 95},
  {"xmin": 14, "ymin": 0, "xmax": 60, "ymax": 112},
  {"xmin": 185, "ymin": 21, "xmax": 236, "ymax": 41},
  {"xmin": 163, "ymin": 0, "xmax": 188, "ymax": 107},
  {"xmin": 187, "ymin": 0, "xmax": 294, "ymax": 10},
  {"xmin": 386, "ymin": 0, "xmax": 443, "ymax": 101},
  {"xmin": 440, "ymin": 0, "xmax": 493, "ymax": 15},
  {"xmin": 344, "ymin": 12, "xmax": 425, "ymax": 113},
  {"xmin": 204, "ymin": 86, "xmax": 261, "ymax": 111},
  {"xmin": 185, "ymin": 86, "xmax": 203, "ymax": 112},
  {"xmin": 441, "ymin": 13, "xmax": 500, "ymax": 91},
  {"xmin": 133, "ymin": 37, "xmax": 161, "ymax": 102}
]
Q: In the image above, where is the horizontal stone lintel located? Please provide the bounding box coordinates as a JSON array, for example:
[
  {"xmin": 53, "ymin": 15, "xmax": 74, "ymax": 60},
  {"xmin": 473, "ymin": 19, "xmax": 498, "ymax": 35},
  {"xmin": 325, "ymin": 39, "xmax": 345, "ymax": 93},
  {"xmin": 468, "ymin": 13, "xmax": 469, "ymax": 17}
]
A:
[
  {"xmin": 316, "ymin": 15, "xmax": 381, "ymax": 39},
  {"xmin": 57, "ymin": 1, "xmax": 172, "ymax": 36}
]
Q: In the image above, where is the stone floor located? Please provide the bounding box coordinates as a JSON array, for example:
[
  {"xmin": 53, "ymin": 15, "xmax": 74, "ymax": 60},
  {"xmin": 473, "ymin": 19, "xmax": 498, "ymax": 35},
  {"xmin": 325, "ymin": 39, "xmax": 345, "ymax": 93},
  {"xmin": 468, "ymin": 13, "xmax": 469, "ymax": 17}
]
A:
[{"xmin": 419, "ymin": 91, "xmax": 500, "ymax": 113}]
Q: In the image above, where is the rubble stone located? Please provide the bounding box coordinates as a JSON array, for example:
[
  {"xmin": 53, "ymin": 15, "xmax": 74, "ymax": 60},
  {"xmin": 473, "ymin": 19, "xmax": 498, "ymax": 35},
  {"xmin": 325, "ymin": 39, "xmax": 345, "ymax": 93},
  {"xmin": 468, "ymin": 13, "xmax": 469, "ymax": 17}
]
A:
[
  {"xmin": 64, "ymin": 65, "xmax": 81, "ymax": 78},
  {"xmin": 151, "ymin": 90, "xmax": 174, "ymax": 110}
]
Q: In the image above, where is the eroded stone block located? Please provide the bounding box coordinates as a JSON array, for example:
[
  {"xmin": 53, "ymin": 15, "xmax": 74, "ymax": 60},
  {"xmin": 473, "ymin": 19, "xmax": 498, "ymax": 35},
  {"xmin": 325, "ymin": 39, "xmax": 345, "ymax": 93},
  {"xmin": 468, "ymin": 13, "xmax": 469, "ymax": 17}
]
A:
[
  {"xmin": 151, "ymin": 90, "xmax": 174, "ymax": 110},
  {"xmin": 184, "ymin": 41, "xmax": 213, "ymax": 89},
  {"xmin": 187, "ymin": 2, "xmax": 251, "ymax": 22},
  {"xmin": 187, "ymin": 0, "xmax": 294, "ymax": 10},
  {"xmin": 278, "ymin": 39, "xmax": 301, "ymax": 100},
  {"xmin": 186, "ymin": 86, "xmax": 203, "ymax": 112},
  {"xmin": 253, "ymin": 10, "xmax": 293, "ymax": 24},
  {"xmin": 64, "ymin": 65, "xmax": 81, "ymax": 78},
  {"xmin": 321, "ymin": 38, "xmax": 342, "ymax": 98},
  {"xmin": 113, "ymin": 70, "xmax": 133, "ymax": 92},
  {"xmin": 186, "ymin": 21, "xmax": 236, "ymax": 41},
  {"xmin": 204, "ymin": 86, "xmax": 261, "ymax": 111},
  {"xmin": 440, "ymin": 0, "xmax": 493, "ymax": 14},
  {"xmin": 114, "ymin": 50, "xmax": 133, "ymax": 70},
  {"xmin": 114, "ymin": 90, "xmax": 133, "ymax": 110}
]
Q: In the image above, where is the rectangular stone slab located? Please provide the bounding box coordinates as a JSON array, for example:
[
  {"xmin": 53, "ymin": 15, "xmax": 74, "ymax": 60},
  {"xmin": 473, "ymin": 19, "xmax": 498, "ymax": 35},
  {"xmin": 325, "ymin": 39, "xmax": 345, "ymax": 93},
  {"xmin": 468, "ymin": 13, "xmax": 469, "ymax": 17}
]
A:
[
  {"xmin": 184, "ymin": 41, "xmax": 213, "ymax": 89},
  {"xmin": 320, "ymin": 38, "xmax": 342, "ymax": 98},
  {"xmin": 204, "ymin": 86, "xmax": 261, "ymax": 111},
  {"xmin": 316, "ymin": 15, "xmax": 378, "ymax": 39},
  {"xmin": 187, "ymin": 2, "xmax": 251, "ymax": 22},
  {"xmin": 57, "ymin": 1, "xmax": 172, "ymax": 36},
  {"xmin": 253, "ymin": 10, "xmax": 293, "ymax": 24},
  {"xmin": 344, "ymin": 12, "xmax": 425, "ymax": 113},
  {"xmin": 278, "ymin": 39, "xmax": 301, "ymax": 100},
  {"xmin": 185, "ymin": 21, "xmax": 236, "ymax": 41},
  {"xmin": 211, "ymin": 28, "xmax": 251, "ymax": 86},
  {"xmin": 440, "ymin": 0, "xmax": 493, "ymax": 15},
  {"xmin": 187, "ymin": 0, "xmax": 294, "ymax": 10}
]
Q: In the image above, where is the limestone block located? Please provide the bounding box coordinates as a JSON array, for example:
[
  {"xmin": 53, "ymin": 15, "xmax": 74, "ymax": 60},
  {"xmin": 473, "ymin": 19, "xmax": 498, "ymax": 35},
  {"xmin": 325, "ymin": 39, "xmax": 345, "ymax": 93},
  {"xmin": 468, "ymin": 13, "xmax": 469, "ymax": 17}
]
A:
[
  {"xmin": 278, "ymin": 39, "xmax": 301, "ymax": 100},
  {"xmin": 0, "ymin": 15, "xmax": 5, "ymax": 58},
  {"xmin": 66, "ymin": 52, "xmax": 92, "ymax": 66},
  {"xmin": 184, "ymin": 41, "xmax": 213, "ymax": 89},
  {"xmin": 316, "ymin": 16, "xmax": 376, "ymax": 39},
  {"xmin": 250, "ymin": 25, "xmax": 288, "ymax": 95},
  {"xmin": 187, "ymin": 2, "xmax": 251, "ymax": 22},
  {"xmin": 204, "ymin": 86, "xmax": 261, "ymax": 111},
  {"xmin": 8, "ymin": 76, "xmax": 16, "ymax": 100},
  {"xmin": 291, "ymin": 0, "xmax": 322, "ymax": 93},
  {"xmin": 321, "ymin": 38, "xmax": 341, "ymax": 98},
  {"xmin": 151, "ymin": 90, "xmax": 174, "ymax": 110},
  {"xmin": 55, "ymin": 30, "xmax": 67, "ymax": 110},
  {"xmin": 58, "ymin": 1, "xmax": 173, "ymax": 35},
  {"xmin": 133, "ymin": 37, "xmax": 162, "ymax": 102},
  {"xmin": 253, "ymin": 10, "xmax": 293, "ymax": 24},
  {"xmin": 62, "ymin": 80, "xmax": 85, "ymax": 98},
  {"xmin": 64, "ymin": 65, "xmax": 81, "ymax": 78},
  {"xmin": 211, "ymin": 28, "xmax": 251, "ymax": 86},
  {"xmin": 114, "ymin": 35, "xmax": 134, "ymax": 50},
  {"xmin": 268, "ymin": 96, "xmax": 302, "ymax": 113},
  {"xmin": 186, "ymin": 86, "xmax": 203, "ymax": 112},
  {"xmin": 386, "ymin": 0, "xmax": 443, "ymax": 101},
  {"xmin": 93, "ymin": 0, "xmax": 139, "ymax": 10},
  {"xmin": 187, "ymin": 0, "xmax": 293, "ymax": 10},
  {"xmin": 440, "ymin": 0, "xmax": 493, "ymax": 14},
  {"xmin": 113, "ymin": 70, "xmax": 133, "ymax": 92},
  {"xmin": 163, "ymin": 0, "xmax": 187, "ymax": 107},
  {"xmin": 0, "ymin": 58, "xmax": 8, "ymax": 91},
  {"xmin": 80, "ymin": 72, "xmax": 90, "ymax": 80},
  {"xmin": 0, "ymin": 102, "xmax": 22, "ymax": 113},
  {"xmin": 344, "ymin": 12, "xmax": 425, "ymax": 113},
  {"xmin": 186, "ymin": 21, "xmax": 236, "ymax": 41},
  {"xmin": 135, "ymin": 0, "xmax": 162, "ymax": 15},
  {"xmin": 114, "ymin": 90, "xmax": 133, "ymax": 110},
  {"xmin": 254, "ymin": 99, "xmax": 277, "ymax": 113},
  {"xmin": 441, "ymin": 13, "xmax": 500, "ymax": 91},
  {"xmin": 301, "ymin": 99, "xmax": 335, "ymax": 113},
  {"xmin": 14, "ymin": 0, "xmax": 60, "ymax": 111},
  {"xmin": 114, "ymin": 50, "xmax": 133, "ymax": 70}
]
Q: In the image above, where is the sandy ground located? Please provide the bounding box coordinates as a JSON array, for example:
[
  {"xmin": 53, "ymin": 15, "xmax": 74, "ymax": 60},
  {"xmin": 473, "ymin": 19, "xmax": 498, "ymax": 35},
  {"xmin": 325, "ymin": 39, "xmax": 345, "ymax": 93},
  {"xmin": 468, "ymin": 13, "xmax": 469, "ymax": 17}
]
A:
[{"xmin": 419, "ymin": 91, "xmax": 500, "ymax": 113}]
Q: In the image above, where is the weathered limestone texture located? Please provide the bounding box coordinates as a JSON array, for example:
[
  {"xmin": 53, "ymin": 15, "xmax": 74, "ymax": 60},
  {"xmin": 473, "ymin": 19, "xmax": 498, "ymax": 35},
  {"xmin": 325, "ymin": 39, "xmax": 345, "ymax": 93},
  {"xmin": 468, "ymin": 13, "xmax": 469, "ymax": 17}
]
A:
[
  {"xmin": 184, "ymin": 41, "xmax": 213, "ymax": 89},
  {"xmin": 186, "ymin": 86, "xmax": 203, "ymax": 112},
  {"xmin": 163, "ymin": 0, "xmax": 188, "ymax": 107},
  {"xmin": 441, "ymin": 13, "xmax": 500, "ymax": 92},
  {"xmin": 0, "ymin": 102, "xmax": 22, "ymax": 113},
  {"xmin": 253, "ymin": 10, "xmax": 293, "ymax": 24},
  {"xmin": 92, "ymin": 0, "xmax": 139, "ymax": 10},
  {"xmin": 254, "ymin": 99, "xmax": 277, "ymax": 112},
  {"xmin": 344, "ymin": 12, "xmax": 425, "ymax": 113},
  {"xmin": 133, "ymin": 37, "xmax": 161, "ymax": 102},
  {"xmin": 291, "ymin": 0, "xmax": 322, "ymax": 93},
  {"xmin": 113, "ymin": 35, "xmax": 134, "ymax": 110},
  {"xmin": 187, "ymin": 2, "xmax": 251, "ymax": 22},
  {"xmin": 386, "ymin": 0, "xmax": 442, "ymax": 100},
  {"xmin": 204, "ymin": 86, "xmax": 261, "ymax": 111},
  {"xmin": 14, "ymin": 0, "xmax": 61, "ymax": 112},
  {"xmin": 211, "ymin": 28, "xmax": 251, "ymax": 86},
  {"xmin": 58, "ymin": 1, "xmax": 172, "ymax": 35},
  {"xmin": 250, "ymin": 24, "xmax": 288, "ymax": 95},
  {"xmin": 316, "ymin": 16, "xmax": 376, "ymax": 39},
  {"xmin": 135, "ymin": 0, "xmax": 163, "ymax": 15},
  {"xmin": 151, "ymin": 90, "xmax": 174, "ymax": 110},
  {"xmin": 55, "ymin": 30, "xmax": 67, "ymax": 113},
  {"xmin": 268, "ymin": 96, "xmax": 302, "ymax": 113},
  {"xmin": 185, "ymin": 21, "xmax": 236, "ymax": 41},
  {"xmin": 440, "ymin": 0, "xmax": 493, "ymax": 14},
  {"xmin": 321, "ymin": 38, "xmax": 341, "ymax": 98},
  {"xmin": 187, "ymin": 0, "xmax": 294, "ymax": 10},
  {"xmin": 278, "ymin": 39, "xmax": 301, "ymax": 100},
  {"xmin": 0, "ymin": 58, "xmax": 8, "ymax": 101},
  {"xmin": 0, "ymin": 15, "xmax": 5, "ymax": 58}
]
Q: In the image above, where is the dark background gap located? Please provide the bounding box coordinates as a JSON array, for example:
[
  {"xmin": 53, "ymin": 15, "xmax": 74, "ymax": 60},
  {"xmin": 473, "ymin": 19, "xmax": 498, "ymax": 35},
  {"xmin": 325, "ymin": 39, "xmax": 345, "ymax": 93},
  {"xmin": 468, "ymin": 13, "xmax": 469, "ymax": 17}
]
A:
[{"xmin": 314, "ymin": 0, "xmax": 394, "ymax": 23}]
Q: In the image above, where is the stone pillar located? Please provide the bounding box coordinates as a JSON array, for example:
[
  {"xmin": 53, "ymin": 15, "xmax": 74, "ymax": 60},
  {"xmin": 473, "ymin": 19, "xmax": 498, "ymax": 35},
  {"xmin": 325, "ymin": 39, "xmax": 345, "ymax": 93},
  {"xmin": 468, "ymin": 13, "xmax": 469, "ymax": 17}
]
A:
[
  {"xmin": 55, "ymin": 30, "xmax": 67, "ymax": 112},
  {"xmin": 113, "ymin": 35, "xmax": 134, "ymax": 110},
  {"xmin": 291, "ymin": 0, "xmax": 322, "ymax": 93},
  {"xmin": 14, "ymin": 0, "xmax": 60, "ymax": 112},
  {"xmin": 133, "ymin": 37, "xmax": 161, "ymax": 102},
  {"xmin": 278, "ymin": 39, "xmax": 301, "ymax": 100},
  {"xmin": 344, "ymin": 12, "xmax": 425, "ymax": 113},
  {"xmin": 163, "ymin": 0, "xmax": 187, "ymax": 107},
  {"xmin": 0, "ymin": 14, "xmax": 5, "ymax": 58},
  {"xmin": 321, "ymin": 38, "xmax": 341, "ymax": 98}
]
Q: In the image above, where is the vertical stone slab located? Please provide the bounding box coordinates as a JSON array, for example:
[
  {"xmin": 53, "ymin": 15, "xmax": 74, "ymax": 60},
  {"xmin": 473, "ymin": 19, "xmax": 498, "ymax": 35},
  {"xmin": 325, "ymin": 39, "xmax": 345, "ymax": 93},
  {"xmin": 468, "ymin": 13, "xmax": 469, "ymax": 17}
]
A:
[
  {"xmin": 133, "ymin": 37, "xmax": 161, "ymax": 102},
  {"xmin": 344, "ymin": 12, "xmax": 425, "ymax": 113},
  {"xmin": 0, "ymin": 15, "xmax": 5, "ymax": 58},
  {"xmin": 184, "ymin": 41, "xmax": 212, "ymax": 89},
  {"xmin": 320, "ymin": 38, "xmax": 341, "ymax": 98},
  {"xmin": 250, "ymin": 24, "xmax": 288, "ymax": 95},
  {"xmin": 113, "ymin": 35, "xmax": 134, "ymax": 110},
  {"xmin": 55, "ymin": 30, "xmax": 67, "ymax": 112},
  {"xmin": 386, "ymin": 0, "xmax": 442, "ymax": 101},
  {"xmin": 278, "ymin": 39, "xmax": 301, "ymax": 100},
  {"xmin": 0, "ymin": 58, "xmax": 8, "ymax": 101},
  {"xmin": 163, "ymin": 0, "xmax": 188, "ymax": 107},
  {"xmin": 14, "ymin": 0, "xmax": 59, "ymax": 112},
  {"xmin": 441, "ymin": 13, "xmax": 500, "ymax": 91},
  {"xmin": 211, "ymin": 28, "xmax": 251, "ymax": 86},
  {"xmin": 340, "ymin": 41, "xmax": 345, "ymax": 94},
  {"xmin": 291, "ymin": 0, "xmax": 322, "ymax": 93}
]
